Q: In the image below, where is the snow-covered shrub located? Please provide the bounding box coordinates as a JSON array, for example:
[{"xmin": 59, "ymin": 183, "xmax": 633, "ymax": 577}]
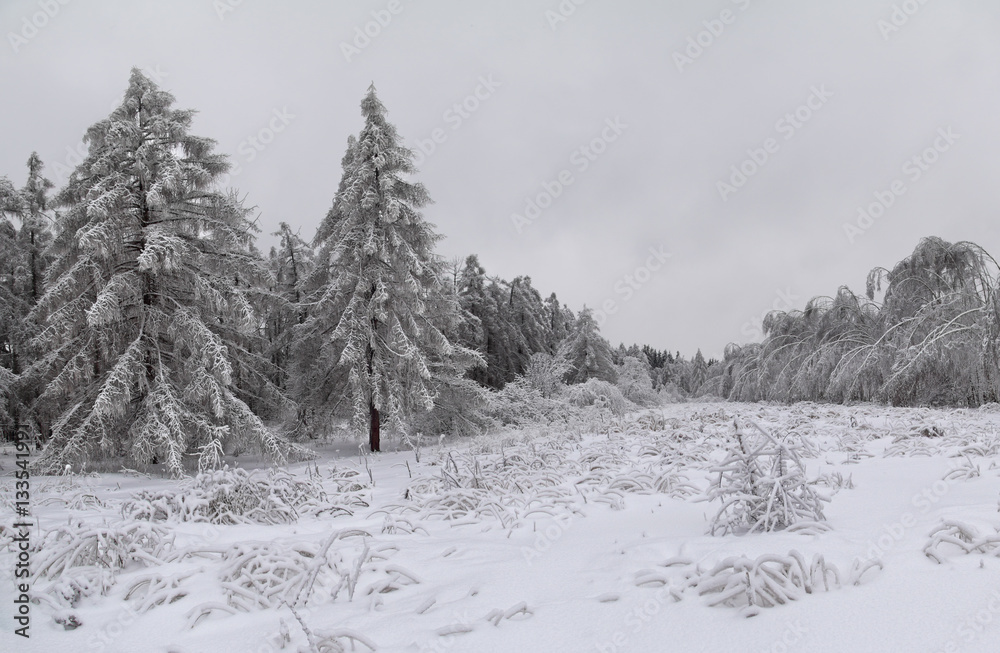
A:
[
  {"xmin": 121, "ymin": 466, "xmax": 319, "ymax": 525},
  {"xmin": 657, "ymin": 382, "xmax": 687, "ymax": 404},
  {"xmin": 693, "ymin": 551, "xmax": 881, "ymax": 616},
  {"xmin": 486, "ymin": 378, "xmax": 562, "ymax": 426},
  {"xmin": 615, "ymin": 356, "xmax": 659, "ymax": 406},
  {"xmin": 703, "ymin": 419, "xmax": 828, "ymax": 535},
  {"xmin": 34, "ymin": 521, "xmax": 173, "ymax": 582},
  {"xmin": 525, "ymin": 352, "xmax": 571, "ymax": 398},
  {"xmin": 924, "ymin": 520, "xmax": 1000, "ymax": 563},
  {"xmin": 567, "ymin": 378, "xmax": 633, "ymax": 415}
]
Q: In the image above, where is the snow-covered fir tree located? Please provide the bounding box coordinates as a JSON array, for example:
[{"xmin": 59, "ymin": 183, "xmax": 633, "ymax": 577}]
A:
[
  {"xmin": 559, "ymin": 307, "xmax": 617, "ymax": 384},
  {"xmin": 544, "ymin": 292, "xmax": 574, "ymax": 353},
  {"xmin": 264, "ymin": 222, "xmax": 313, "ymax": 396},
  {"xmin": 26, "ymin": 69, "xmax": 294, "ymax": 475},
  {"xmin": 0, "ymin": 176, "xmax": 22, "ymax": 437},
  {"xmin": 456, "ymin": 255, "xmax": 508, "ymax": 388},
  {"xmin": 297, "ymin": 85, "xmax": 481, "ymax": 451},
  {"xmin": 0, "ymin": 154, "xmax": 56, "ymax": 440},
  {"xmin": 290, "ymin": 137, "xmax": 357, "ymax": 424},
  {"xmin": 17, "ymin": 153, "xmax": 55, "ymax": 305}
]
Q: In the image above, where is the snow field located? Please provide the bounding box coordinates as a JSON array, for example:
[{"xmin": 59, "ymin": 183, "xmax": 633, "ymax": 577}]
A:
[{"xmin": 4, "ymin": 402, "xmax": 1000, "ymax": 652}]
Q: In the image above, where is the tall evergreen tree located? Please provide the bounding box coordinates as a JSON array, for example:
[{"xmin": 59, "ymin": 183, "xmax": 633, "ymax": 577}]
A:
[
  {"xmin": 544, "ymin": 292, "xmax": 573, "ymax": 352},
  {"xmin": 290, "ymin": 138, "xmax": 358, "ymax": 425},
  {"xmin": 4, "ymin": 154, "xmax": 56, "ymax": 440},
  {"xmin": 0, "ymin": 176, "xmax": 22, "ymax": 438},
  {"xmin": 265, "ymin": 222, "xmax": 313, "ymax": 394},
  {"xmin": 18, "ymin": 153, "xmax": 55, "ymax": 304},
  {"xmin": 298, "ymin": 85, "xmax": 480, "ymax": 451},
  {"xmin": 558, "ymin": 307, "xmax": 617, "ymax": 384},
  {"xmin": 26, "ymin": 69, "xmax": 293, "ymax": 475},
  {"xmin": 456, "ymin": 256, "xmax": 506, "ymax": 388}
]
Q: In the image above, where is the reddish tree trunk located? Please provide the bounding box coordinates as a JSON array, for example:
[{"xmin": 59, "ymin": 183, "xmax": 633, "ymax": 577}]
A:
[{"xmin": 369, "ymin": 400, "xmax": 380, "ymax": 452}]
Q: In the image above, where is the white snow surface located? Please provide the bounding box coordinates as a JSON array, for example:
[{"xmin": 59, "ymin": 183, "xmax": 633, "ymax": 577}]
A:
[{"xmin": 4, "ymin": 401, "xmax": 1000, "ymax": 652}]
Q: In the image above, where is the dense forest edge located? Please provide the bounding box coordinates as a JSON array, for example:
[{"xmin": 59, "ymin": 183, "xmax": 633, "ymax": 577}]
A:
[{"xmin": 1, "ymin": 69, "xmax": 996, "ymax": 474}]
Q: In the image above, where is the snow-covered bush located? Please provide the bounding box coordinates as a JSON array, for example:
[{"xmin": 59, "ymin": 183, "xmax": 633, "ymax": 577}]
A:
[
  {"xmin": 703, "ymin": 419, "xmax": 828, "ymax": 535},
  {"xmin": 525, "ymin": 352, "xmax": 571, "ymax": 398},
  {"xmin": 657, "ymin": 381, "xmax": 687, "ymax": 404},
  {"xmin": 486, "ymin": 378, "xmax": 562, "ymax": 426},
  {"xmin": 33, "ymin": 519, "xmax": 175, "ymax": 609},
  {"xmin": 924, "ymin": 520, "xmax": 1000, "ymax": 563},
  {"xmin": 121, "ymin": 466, "xmax": 319, "ymax": 525},
  {"xmin": 566, "ymin": 378, "xmax": 633, "ymax": 415},
  {"xmin": 693, "ymin": 551, "xmax": 881, "ymax": 616},
  {"xmin": 615, "ymin": 356, "xmax": 659, "ymax": 406}
]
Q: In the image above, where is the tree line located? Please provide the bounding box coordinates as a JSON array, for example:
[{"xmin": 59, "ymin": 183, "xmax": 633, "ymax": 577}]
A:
[
  {"xmin": 719, "ymin": 237, "xmax": 1000, "ymax": 407},
  {"xmin": 0, "ymin": 69, "xmax": 717, "ymax": 474},
  {"xmin": 13, "ymin": 70, "xmax": 979, "ymax": 475}
]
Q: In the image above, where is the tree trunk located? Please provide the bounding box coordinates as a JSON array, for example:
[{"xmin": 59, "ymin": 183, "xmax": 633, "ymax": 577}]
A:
[{"xmin": 369, "ymin": 399, "xmax": 380, "ymax": 452}]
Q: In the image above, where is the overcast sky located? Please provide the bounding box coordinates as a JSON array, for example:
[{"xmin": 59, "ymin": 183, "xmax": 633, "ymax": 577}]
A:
[{"xmin": 2, "ymin": 0, "xmax": 999, "ymax": 359}]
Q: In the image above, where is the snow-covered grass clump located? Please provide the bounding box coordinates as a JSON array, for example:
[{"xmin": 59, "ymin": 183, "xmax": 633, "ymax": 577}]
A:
[{"xmin": 702, "ymin": 418, "xmax": 828, "ymax": 535}]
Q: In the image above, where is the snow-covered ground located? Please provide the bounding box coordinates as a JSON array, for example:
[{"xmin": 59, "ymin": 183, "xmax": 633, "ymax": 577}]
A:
[{"xmin": 4, "ymin": 402, "xmax": 1000, "ymax": 652}]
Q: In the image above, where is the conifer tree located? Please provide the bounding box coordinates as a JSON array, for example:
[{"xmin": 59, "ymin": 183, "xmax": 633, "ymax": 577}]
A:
[
  {"xmin": 4, "ymin": 154, "xmax": 56, "ymax": 440},
  {"xmin": 544, "ymin": 292, "xmax": 573, "ymax": 353},
  {"xmin": 290, "ymin": 138, "xmax": 358, "ymax": 425},
  {"xmin": 299, "ymin": 85, "xmax": 480, "ymax": 451},
  {"xmin": 265, "ymin": 222, "xmax": 313, "ymax": 394},
  {"xmin": 456, "ymin": 256, "xmax": 507, "ymax": 388},
  {"xmin": 0, "ymin": 176, "xmax": 22, "ymax": 438},
  {"xmin": 26, "ymin": 69, "xmax": 293, "ymax": 475},
  {"xmin": 559, "ymin": 307, "xmax": 617, "ymax": 384}
]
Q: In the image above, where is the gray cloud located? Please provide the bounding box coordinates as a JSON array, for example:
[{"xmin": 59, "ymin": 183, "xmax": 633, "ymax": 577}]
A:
[{"xmin": 3, "ymin": 0, "xmax": 999, "ymax": 359}]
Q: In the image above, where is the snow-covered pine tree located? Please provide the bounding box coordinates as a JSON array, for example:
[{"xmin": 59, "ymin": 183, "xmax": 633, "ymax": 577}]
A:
[
  {"xmin": 265, "ymin": 222, "xmax": 313, "ymax": 395},
  {"xmin": 299, "ymin": 85, "xmax": 481, "ymax": 451},
  {"xmin": 558, "ymin": 307, "xmax": 618, "ymax": 384},
  {"xmin": 3, "ymin": 154, "xmax": 56, "ymax": 440},
  {"xmin": 506, "ymin": 275, "xmax": 550, "ymax": 363},
  {"xmin": 544, "ymin": 292, "xmax": 574, "ymax": 354},
  {"xmin": 409, "ymin": 259, "xmax": 490, "ymax": 436},
  {"xmin": 456, "ymin": 255, "xmax": 510, "ymax": 388},
  {"xmin": 289, "ymin": 137, "xmax": 358, "ymax": 427},
  {"xmin": 17, "ymin": 153, "xmax": 55, "ymax": 305},
  {"xmin": 26, "ymin": 68, "xmax": 294, "ymax": 475},
  {"xmin": 0, "ymin": 176, "xmax": 22, "ymax": 438}
]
